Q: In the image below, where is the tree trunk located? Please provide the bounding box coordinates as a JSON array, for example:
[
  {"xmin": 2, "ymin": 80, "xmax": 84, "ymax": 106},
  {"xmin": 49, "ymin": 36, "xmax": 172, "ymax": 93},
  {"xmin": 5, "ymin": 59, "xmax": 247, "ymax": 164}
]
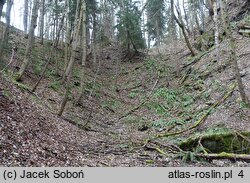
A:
[
  {"xmin": 221, "ymin": 0, "xmax": 249, "ymax": 105},
  {"xmin": 58, "ymin": 84, "xmax": 70, "ymax": 116},
  {"xmin": 194, "ymin": 10, "xmax": 202, "ymax": 35},
  {"xmin": 45, "ymin": 9, "xmax": 50, "ymax": 39},
  {"xmin": 62, "ymin": 0, "xmax": 81, "ymax": 83},
  {"xmin": 0, "ymin": 0, "xmax": 6, "ymax": 19},
  {"xmin": 92, "ymin": 1, "xmax": 97, "ymax": 69},
  {"xmin": 219, "ymin": 0, "xmax": 227, "ymax": 36},
  {"xmin": 199, "ymin": 0, "xmax": 205, "ymax": 32},
  {"xmin": 102, "ymin": 0, "xmax": 112, "ymax": 40},
  {"xmin": 156, "ymin": 20, "xmax": 161, "ymax": 47},
  {"xmin": 23, "ymin": 0, "xmax": 29, "ymax": 33},
  {"xmin": 230, "ymin": 36, "xmax": 249, "ymax": 105},
  {"xmin": 147, "ymin": 32, "xmax": 150, "ymax": 48},
  {"xmin": 170, "ymin": 0, "xmax": 196, "ymax": 56},
  {"xmin": 16, "ymin": 0, "xmax": 39, "ymax": 81},
  {"xmin": 32, "ymin": 15, "xmax": 65, "ymax": 92},
  {"xmin": 182, "ymin": 0, "xmax": 191, "ymax": 36},
  {"xmin": 168, "ymin": 6, "xmax": 177, "ymax": 40},
  {"xmin": 0, "ymin": 0, "xmax": 13, "ymax": 57},
  {"xmin": 207, "ymin": 0, "xmax": 214, "ymax": 17},
  {"xmin": 76, "ymin": 0, "xmax": 87, "ymax": 103},
  {"xmin": 188, "ymin": 1, "xmax": 195, "ymax": 38},
  {"xmin": 121, "ymin": 0, "xmax": 131, "ymax": 53},
  {"xmin": 38, "ymin": 0, "xmax": 45, "ymax": 44},
  {"xmin": 58, "ymin": 0, "xmax": 82, "ymax": 115},
  {"xmin": 213, "ymin": 0, "xmax": 220, "ymax": 61},
  {"xmin": 52, "ymin": 0, "xmax": 59, "ymax": 43},
  {"xmin": 64, "ymin": 0, "xmax": 71, "ymax": 73}
]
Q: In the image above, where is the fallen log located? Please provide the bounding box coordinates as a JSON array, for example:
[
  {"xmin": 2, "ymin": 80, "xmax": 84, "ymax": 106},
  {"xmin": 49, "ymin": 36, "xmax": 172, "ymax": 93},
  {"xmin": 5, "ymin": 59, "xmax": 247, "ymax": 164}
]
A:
[{"xmin": 195, "ymin": 152, "xmax": 250, "ymax": 162}]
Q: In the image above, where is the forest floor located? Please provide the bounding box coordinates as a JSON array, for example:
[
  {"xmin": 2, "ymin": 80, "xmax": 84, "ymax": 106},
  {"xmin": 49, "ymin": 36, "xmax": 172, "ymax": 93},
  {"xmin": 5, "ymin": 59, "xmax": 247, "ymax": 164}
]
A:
[{"xmin": 1, "ymin": 12, "xmax": 250, "ymax": 166}]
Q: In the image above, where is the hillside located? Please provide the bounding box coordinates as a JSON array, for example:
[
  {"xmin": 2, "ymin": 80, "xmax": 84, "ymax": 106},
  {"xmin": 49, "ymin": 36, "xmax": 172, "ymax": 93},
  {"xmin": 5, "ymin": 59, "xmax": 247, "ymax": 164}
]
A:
[{"xmin": 0, "ymin": 0, "xmax": 250, "ymax": 167}]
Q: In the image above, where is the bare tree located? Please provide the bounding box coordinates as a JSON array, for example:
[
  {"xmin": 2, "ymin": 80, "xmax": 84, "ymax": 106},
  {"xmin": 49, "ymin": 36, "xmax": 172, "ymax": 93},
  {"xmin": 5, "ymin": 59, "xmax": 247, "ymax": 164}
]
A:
[
  {"xmin": 199, "ymin": 0, "xmax": 205, "ymax": 32},
  {"xmin": 38, "ymin": 0, "xmax": 45, "ymax": 44},
  {"xmin": 0, "ymin": 0, "xmax": 6, "ymax": 19},
  {"xmin": 23, "ymin": 0, "xmax": 29, "ymax": 33},
  {"xmin": 0, "ymin": 0, "xmax": 13, "ymax": 57},
  {"xmin": 58, "ymin": 0, "xmax": 83, "ymax": 116},
  {"xmin": 16, "ymin": 0, "xmax": 39, "ymax": 81},
  {"xmin": 61, "ymin": 0, "xmax": 81, "ymax": 83},
  {"xmin": 221, "ymin": 0, "xmax": 249, "ymax": 105},
  {"xmin": 207, "ymin": 0, "xmax": 214, "ymax": 17},
  {"xmin": 32, "ymin": 14, "xmax": 65, "ymax": 92},
  {"xmin": 76, "ymin": 0, "xmax": 87, "ymax": 103},
  {"xmin": 212, "ymin": 0, "xmax": 220, "ymax": 61},
  {"xmin": 170, "ymin": 0, "xmax": 196, "ymax": 56}
]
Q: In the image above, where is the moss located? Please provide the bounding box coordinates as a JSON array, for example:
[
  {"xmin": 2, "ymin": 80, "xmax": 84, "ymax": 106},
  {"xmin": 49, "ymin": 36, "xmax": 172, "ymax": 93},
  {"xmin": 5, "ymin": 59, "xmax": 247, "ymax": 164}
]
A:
[
  {"xmin": 11, "ymin": 78, "xmax": 31, "ymax": 91},
  {"xmin": 49, "ymin": 80, "xmax": 61, "ymax": 91},
  {"xmin": 179, "ymin": 131, "xmax": 250, "ymax": 154},
  {"xmin": 218, "ymin": 152, "xmax": 234, "ymax": 157},
  {"xmin": 146, "ymin": 160, "xmax": 154, "ymax": 164},
  {"xmin": 218, "ymin": 152, "xmax": 249, "ymax": 157}
]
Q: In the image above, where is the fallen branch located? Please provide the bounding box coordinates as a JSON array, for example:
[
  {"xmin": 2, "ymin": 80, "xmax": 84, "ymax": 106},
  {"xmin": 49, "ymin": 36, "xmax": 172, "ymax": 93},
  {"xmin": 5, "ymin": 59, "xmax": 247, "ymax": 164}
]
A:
[
  {"xmin": 181, "ymin": 47, "xmax": 216, "ymax": 70},
  {"xmin": 60, "ymin": 116, "xmax": 98, "ymax": 132},
  {"xmin": 198, "ymin": 137, "xmax": 208, "ymax": 154},
  {"xmin": 119, "ymin": 72, "xmax": 159, "ymax": 120},
  {"xmin": 146, "ymin": 145, "xmax": 250, "ymax": 162},
  {"xmin": 149, "ymin": 72, "xmax": 160, "ymax": 95},
  {"xmin": 117, "ymin": 83, "xmax": 142, "ymax": 92},
  {"xmin": 144, "ymin": 143, "xmax": 170, "ymax": 156},
  {"xmin": 195, "ymin": 152, "xmax": 250, "ymax": 162},
  {"xmin": 179, "ymin": 67, "xmax": 192, "ymax": 84},
  {"xmin": 119, "ymin": 101, "xmax": 146, "ymax": 120},
  {"xmin": 101, "ymin": 90, "xmax": 134, "ymax": 105}
]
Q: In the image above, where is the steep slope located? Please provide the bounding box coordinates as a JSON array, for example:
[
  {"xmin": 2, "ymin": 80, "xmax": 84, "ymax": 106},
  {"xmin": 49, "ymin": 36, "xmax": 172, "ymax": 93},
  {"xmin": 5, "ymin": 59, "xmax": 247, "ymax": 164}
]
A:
[
  {"xmin": 0, "ymin": 0, "xmax": 250, "ymax": 167},
  {"xmin": 0, "ymin": 75, "xmax": 149, "ymax": 166}
]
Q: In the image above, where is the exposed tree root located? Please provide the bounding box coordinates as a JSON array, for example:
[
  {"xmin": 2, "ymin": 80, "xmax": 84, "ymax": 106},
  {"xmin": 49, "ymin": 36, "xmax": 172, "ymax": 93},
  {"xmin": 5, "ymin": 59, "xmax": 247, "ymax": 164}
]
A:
[
  {"xmin": 235, "ymin": 131, "xmax": 250, "ymax": 143},
  {"xmin": 145, "ymin": 141, "xmax": 250, "ymax": 162}
]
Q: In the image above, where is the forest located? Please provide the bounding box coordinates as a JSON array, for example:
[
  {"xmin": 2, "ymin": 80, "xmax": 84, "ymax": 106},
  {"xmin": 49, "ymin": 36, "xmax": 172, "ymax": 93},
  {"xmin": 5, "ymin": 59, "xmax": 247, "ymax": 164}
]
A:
[{"xmin": 0, "ymin": 0, "xmax": 250, "ymax": 167}]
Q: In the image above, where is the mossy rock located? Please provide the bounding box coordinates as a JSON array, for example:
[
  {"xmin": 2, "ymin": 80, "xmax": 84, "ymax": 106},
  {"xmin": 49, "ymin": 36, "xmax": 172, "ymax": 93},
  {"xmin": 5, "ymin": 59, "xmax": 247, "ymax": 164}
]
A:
[{"xmin": 179, "ymin": 131, "xmax": 250, "ymax": 154}]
